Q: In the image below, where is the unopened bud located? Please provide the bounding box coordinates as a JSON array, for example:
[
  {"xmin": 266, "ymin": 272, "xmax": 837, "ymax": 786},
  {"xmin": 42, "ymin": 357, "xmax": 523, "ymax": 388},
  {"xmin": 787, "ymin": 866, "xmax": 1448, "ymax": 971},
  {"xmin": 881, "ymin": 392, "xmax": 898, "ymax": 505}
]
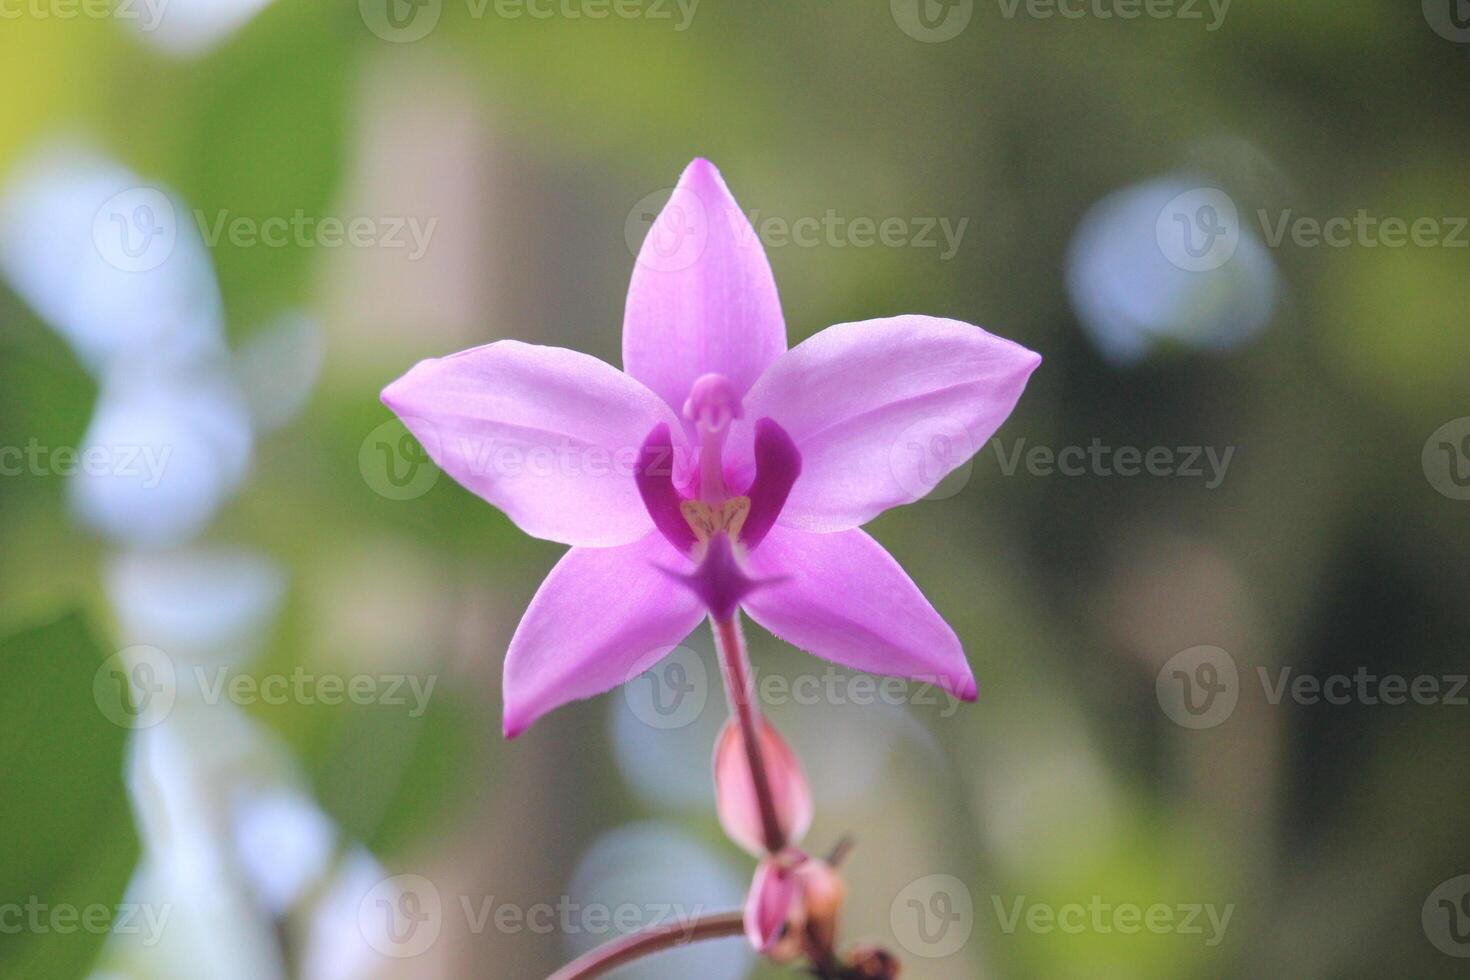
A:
[
  {"xmin": 713, "ymin": 716, "xmax": 812, "ymax": 856},
  {"xmin": 743, "ymin": 855, "xmax": 802, "ymax": 957}
]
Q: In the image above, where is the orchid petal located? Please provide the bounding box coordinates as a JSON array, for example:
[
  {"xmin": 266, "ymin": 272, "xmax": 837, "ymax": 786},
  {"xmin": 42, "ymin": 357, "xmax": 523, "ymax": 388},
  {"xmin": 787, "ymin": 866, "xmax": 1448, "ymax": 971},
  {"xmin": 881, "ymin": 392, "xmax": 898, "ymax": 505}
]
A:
[
  {"xmin": 741, "ymin": 525, "xmax": 976, "ymax": 701},
  {"xmin": 741, "ymin": 417, "xmax": 802, "ymax": 550},
  {"xmin": 739, "ymin": 316, "xmax": 1040, "ymax": 532},
  {"xmin": 502, "ymin": 533, "xmax": 705, "ymax": 737},
  {"xmin": 623, "ymin": 158, "xmax": 787, "ymax": 415},
  {"xmin": 381, "ymin": 340, "xmax": 681, "ymax": 547},
  {"xmin": 635, "ymin": 423, "xmax": 697, "ymax": 553}
]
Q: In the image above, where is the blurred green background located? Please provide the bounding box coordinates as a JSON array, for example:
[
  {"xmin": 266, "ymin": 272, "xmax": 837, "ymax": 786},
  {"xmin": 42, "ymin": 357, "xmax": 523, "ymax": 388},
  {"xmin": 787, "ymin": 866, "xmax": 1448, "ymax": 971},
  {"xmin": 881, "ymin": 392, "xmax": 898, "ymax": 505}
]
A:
[{"xmin": 2, "ymin": 1, "xmax": 1469, "ymax": 978}]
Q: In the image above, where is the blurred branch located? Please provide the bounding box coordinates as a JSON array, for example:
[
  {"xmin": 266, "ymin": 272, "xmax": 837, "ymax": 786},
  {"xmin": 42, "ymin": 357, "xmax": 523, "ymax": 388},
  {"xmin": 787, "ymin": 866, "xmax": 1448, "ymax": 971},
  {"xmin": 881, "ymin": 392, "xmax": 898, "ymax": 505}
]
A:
[{"xmin": 544, "ymin": 910, "xmax": 745, "ymax": 980}]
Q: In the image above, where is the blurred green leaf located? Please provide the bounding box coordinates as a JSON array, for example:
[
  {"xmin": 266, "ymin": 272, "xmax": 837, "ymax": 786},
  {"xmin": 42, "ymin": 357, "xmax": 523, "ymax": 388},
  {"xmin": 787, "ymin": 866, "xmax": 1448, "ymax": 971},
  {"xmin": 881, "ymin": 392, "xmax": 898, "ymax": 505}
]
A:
[{"xmin": 0, "ymin": 612, "xmax": 139, "ymax": 980}]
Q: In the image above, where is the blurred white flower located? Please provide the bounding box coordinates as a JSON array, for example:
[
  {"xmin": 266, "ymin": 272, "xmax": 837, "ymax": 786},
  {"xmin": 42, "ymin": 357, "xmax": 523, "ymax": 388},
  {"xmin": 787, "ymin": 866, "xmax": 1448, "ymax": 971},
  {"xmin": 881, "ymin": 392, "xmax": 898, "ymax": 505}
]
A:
[
  {"xmin": 0, "ymin": 145, "xmax": 226, "ymax": 376},
  {"xmin": 69, "ymin": 365, "xmax": 253, "ymax": 546},
  {"xmin": 127, "ymin": 0, "xmax": 279, "ymax": 58},
  {"xmin": 105, "ymin": 547, "xmax": 285, "ymax": 668},
  {"xmin": 1066, "ymin": 176, "xmax": 1279, "ymax": 365}
]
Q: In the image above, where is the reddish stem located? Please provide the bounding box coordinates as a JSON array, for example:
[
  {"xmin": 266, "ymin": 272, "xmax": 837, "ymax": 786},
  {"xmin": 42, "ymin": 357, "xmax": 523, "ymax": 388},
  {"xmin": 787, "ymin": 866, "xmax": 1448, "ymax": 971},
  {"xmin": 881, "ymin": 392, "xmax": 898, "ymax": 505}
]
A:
[
  {"xmin": 712, "ymin": 612, "xmax": 787, "ymax": 854},
  {"xmin": 545, "ymin": 910, "xmax": 745, "ymax": 980}
]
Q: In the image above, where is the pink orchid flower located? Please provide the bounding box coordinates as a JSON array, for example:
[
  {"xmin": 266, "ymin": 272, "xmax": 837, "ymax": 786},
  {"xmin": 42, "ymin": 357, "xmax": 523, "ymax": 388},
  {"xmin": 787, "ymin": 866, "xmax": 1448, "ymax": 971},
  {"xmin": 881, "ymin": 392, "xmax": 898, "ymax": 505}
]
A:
[{"xmin": 381, "ymin": 158, "xmax": 1040, "ymax": 739}]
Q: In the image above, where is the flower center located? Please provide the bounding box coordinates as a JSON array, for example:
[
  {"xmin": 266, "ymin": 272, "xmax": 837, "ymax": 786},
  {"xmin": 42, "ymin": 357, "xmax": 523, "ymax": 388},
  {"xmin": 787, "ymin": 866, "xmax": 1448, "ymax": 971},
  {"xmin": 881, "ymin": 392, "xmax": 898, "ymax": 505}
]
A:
[
  {"xmin": 635, "ymin": 384, "xmax": 801, "ymax": 566},
  {"xmin": 683, "ymin": 372, "xmax": 743, "ymax": 502}
]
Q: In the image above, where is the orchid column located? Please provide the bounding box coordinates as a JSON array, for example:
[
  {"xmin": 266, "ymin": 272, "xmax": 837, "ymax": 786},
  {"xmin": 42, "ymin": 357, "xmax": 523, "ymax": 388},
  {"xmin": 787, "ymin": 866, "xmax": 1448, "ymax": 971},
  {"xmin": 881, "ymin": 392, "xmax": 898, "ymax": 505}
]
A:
[{"xmin": 381, "ymin": 158, "xmax": 1040, "ymax": 977}]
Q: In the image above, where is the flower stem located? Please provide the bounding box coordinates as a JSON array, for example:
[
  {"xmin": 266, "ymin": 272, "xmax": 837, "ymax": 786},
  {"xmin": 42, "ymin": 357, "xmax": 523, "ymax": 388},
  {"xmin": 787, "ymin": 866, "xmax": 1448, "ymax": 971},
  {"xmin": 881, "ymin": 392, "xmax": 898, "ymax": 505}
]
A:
[
  {"xmin": 712, "ymin": 612, "xmax": 787, "ymax": 854},
  {"xmin": 544, "ymin": 910, "xmax": 745, "ymax": 980}
]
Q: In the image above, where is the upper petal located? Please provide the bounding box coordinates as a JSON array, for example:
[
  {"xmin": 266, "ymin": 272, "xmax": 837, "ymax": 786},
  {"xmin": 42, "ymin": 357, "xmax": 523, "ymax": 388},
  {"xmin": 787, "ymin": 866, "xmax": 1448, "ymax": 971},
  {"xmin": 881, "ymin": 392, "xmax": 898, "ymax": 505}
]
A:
[
  {"xmin": 502, "ymin": 532, "xmax": 706, "ymax": 737},
  {"xmin": 381, "ymin": 340, "xmax": 681, "ymax": 547},
  {"xmin": 741, "ymin": 525, "xmax": 976, "ymax": 701},
  {"xmin": 739, "ymin": 316, "xmax": 1040, "ymax": 532},
  {"xmin": 623, "ymin": 158, "xmax": 787, "ymax": 416}
]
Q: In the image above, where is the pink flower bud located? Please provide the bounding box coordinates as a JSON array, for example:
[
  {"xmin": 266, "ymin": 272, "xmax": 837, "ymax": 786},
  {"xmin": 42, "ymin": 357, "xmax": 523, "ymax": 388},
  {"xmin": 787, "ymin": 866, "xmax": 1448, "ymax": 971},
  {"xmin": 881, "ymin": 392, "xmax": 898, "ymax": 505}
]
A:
[
  {"xmin": 713, "ymin": 715, "xmax": 813, "ymax": 856},
  {"xmin": 743, "ymin": 856, "xmax": 801, "ymax": 955}
]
